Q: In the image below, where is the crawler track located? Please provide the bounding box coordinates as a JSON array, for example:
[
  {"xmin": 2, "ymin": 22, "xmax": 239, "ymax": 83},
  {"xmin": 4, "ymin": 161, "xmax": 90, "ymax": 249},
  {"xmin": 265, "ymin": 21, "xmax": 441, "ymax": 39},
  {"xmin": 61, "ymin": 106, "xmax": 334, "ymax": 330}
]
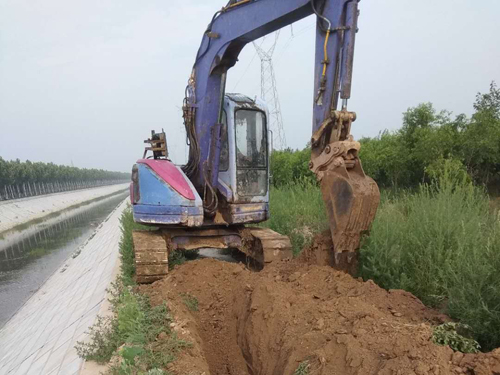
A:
[{"xmin": 132, "ymin": 227, "xmax": 292, "ymax": 283}]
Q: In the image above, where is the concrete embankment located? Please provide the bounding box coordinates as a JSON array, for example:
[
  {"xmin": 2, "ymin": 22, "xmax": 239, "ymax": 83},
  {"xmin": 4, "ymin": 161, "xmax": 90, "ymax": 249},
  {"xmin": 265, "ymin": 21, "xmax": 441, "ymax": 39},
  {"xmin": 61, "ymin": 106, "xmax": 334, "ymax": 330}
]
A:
[
  {"xmin": 0, "ymin": 200, "xmax": 128, "ymax": 375},
  {"xmin": 0, "ymin": 183, "xmax": 129, "ymax": 234}
]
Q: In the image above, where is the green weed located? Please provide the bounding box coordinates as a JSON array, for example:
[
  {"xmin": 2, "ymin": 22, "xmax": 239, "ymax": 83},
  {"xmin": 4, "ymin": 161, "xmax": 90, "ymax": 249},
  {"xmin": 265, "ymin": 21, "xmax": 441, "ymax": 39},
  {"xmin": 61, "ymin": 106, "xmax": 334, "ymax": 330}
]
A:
[
  {"xmin": 181, "ymin": 293, "xmax": 199, "ymax": 312},
  {"xmin": 169, "ymin": 249, "xmax": 199, "ymax": 270},
  {"xmin": 118, "ymin": 208, "xmax": 152, "ymax": 286},
  {"xmin": 293, "ymin": 360, "xmax": 310, "ymax": 375},
  {"xmin": 359, "ymin": 173, "xmax": 500, "ymax": 351},
  {"xmin": 261, "ymin": 181, "xmax": 327, "ymax": 254},
  {"xmin": 76, "ymin": 208, "xmax": 189, "ymax": 373},
  {"xmin": 432, "ymin": 322, "xmax": 481, "ymax": 353},
  {"xmin": 75, "ymin": 315, "xmax": 120, "ymax": 363},
  {"xmin": 28, "ymin": 247, "xmax": 50, "ymax": 258}
]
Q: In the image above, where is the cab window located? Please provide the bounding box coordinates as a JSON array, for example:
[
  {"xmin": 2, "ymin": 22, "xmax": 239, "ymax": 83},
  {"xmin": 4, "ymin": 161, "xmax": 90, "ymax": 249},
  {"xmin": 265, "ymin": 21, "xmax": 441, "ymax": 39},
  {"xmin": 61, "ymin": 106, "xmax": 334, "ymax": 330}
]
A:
[{"xmin": 235, "ymin": 110, "xmax": 267, "ymax": 168}]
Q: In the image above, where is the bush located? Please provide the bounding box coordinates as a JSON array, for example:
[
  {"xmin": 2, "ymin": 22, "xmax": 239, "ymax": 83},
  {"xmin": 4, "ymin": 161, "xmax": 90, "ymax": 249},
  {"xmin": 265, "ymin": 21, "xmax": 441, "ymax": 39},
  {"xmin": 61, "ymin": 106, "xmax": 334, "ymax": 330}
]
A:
[
  {"xmin": 270, "ymin": 146, "xmax": 315, "ymax": 188},
  {"xmin": 261, "ymin": 182, "xmax": 327, "ymax": 254},
  {"xmin": 269, "ymin": 82, "xmax": 499, "ymax": 190},
  {"xmin": 359, "ymin": 173, "xmax": 500, "ymax": 351},
  {"xmin": 432, "ymin": 323, "xmax": 481, "ymax": 353}
]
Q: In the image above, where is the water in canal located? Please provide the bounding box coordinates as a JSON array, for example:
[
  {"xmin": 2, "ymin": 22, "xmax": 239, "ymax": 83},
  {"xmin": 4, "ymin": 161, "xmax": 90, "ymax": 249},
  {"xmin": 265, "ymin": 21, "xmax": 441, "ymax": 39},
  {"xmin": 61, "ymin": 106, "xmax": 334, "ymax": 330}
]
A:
[{"xmin": 0, "ymin": 192, "xmax": 127, "ymax": 327}]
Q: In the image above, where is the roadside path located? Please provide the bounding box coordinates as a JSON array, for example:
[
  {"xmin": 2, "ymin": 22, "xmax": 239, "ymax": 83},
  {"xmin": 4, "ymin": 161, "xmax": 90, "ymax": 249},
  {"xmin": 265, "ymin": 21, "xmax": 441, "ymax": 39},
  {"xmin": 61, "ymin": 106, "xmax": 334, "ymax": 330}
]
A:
[
  {"xmin": 0, "ymin": 184, "xmax": 128, "ymax": 234},
  {"xmin": 0, "ymin": 200, "xmax": 128, "ymax": 375}
]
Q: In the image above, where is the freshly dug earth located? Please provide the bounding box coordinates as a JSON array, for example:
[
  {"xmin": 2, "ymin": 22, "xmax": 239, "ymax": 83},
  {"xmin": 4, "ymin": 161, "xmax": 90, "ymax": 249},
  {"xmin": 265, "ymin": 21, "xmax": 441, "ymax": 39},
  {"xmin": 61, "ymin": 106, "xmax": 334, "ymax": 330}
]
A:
[{"xmin": 142, "ymin": 258, "xmax": 500, "ymax": 375}]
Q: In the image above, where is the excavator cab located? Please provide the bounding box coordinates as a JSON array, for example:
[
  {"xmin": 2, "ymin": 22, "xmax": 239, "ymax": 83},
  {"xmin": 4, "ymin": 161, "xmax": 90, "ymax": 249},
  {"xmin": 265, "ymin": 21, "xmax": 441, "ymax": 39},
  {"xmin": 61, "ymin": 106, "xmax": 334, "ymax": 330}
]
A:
[
  {"xmin": 217, "ymin": 93, "xmax": 270, "ymax": 224},
  {"xmin": 131, "ymin": 93, "xmax": 271, "ymax": 228}
]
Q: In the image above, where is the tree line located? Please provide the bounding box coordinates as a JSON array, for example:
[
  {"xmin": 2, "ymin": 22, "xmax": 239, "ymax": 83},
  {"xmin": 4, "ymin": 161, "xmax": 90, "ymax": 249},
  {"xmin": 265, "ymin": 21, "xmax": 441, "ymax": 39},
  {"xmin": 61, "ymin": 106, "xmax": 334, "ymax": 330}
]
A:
[
  {"xmin": 271, "ymin": 82, "xmax": 500, "ymax": 190},
  {"xmin": 0, "ymin": 158, "xmax": 129, "ymax": 188}
]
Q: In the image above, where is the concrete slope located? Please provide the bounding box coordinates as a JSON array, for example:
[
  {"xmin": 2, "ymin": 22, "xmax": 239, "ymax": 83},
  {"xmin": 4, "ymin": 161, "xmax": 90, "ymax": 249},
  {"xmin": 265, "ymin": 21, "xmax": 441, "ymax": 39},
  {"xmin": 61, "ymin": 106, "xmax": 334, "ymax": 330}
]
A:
[
  {"xmin": 0, "ymin": 184, "xmax": 128, "ymax": 234},
  {"xmin": 0, "ymin": 200, "xmax": 128, "ymax": 375}
]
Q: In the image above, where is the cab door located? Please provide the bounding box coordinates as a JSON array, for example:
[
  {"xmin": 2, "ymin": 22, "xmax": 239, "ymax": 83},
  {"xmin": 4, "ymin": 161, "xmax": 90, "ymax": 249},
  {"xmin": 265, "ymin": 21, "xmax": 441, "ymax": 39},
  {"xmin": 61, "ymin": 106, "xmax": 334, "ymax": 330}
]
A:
[{"xmin": 233, "ymin": 108, "xmax": 268, "ymax": 202}]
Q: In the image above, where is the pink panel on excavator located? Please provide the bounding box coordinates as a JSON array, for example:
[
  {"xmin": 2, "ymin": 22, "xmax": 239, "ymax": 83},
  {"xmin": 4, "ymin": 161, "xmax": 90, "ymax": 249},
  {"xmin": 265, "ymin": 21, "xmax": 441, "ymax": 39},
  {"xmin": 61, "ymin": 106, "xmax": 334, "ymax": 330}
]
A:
[{"xmin": 137, "ymin": 159, "xmax": 196, "ymax": 200}]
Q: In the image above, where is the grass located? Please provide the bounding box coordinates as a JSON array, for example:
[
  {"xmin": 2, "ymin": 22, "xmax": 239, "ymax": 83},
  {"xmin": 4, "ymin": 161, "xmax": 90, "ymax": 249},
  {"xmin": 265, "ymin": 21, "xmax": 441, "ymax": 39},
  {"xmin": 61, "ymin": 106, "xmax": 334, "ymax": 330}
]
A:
[
  {"xmin": 261, "ymin": 181, "xmax": 327, "ymax": 254},
  {"xmin": 181, "ymin": 293, "xmax": 199, "ymax": 312},
  {"xmin": 118, "ymin": 208, "xmax": 149, "ymax": 286},
  {"xmin": 265, "ymin": 173, "xmax": 500, "ymax": 352},
  {"xmin": 75, "ymin": 282, "xmax": 188, "ymax": 373},
  {"xmin": 76, "ymin": 207, "xmax": 190, "ymax": 374},
  {"xmin": 293, "ymin": 360, "xmax": 310, "ymax": 375},
  {"xmin": 359, "ymin": 175, "xmax": 500, "ymax": 351}
]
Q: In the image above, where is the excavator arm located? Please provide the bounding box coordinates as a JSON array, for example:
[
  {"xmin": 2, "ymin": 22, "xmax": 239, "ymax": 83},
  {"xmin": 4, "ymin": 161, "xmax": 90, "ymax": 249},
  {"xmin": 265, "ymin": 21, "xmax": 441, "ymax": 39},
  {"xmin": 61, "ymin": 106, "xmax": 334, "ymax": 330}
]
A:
[{"xmin": 182, "ymin": 0, "xmax": 379, "ymax": 262}]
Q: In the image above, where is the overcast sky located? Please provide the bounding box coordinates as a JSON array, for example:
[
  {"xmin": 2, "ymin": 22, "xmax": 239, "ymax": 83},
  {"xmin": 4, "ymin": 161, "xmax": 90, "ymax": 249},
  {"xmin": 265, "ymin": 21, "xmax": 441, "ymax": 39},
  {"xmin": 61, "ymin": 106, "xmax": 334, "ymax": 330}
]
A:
[{"xmin": 0, "ymin": 0, "xmax": 499, "ymax": 172}]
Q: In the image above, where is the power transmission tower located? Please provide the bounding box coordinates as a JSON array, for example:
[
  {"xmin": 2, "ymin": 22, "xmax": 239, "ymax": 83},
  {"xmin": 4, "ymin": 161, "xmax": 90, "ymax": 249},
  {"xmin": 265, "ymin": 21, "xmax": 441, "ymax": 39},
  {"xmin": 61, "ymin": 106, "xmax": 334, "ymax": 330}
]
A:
[{"xmin": 253, "ymin": 31, "xmax": 286, "ymax": 149}]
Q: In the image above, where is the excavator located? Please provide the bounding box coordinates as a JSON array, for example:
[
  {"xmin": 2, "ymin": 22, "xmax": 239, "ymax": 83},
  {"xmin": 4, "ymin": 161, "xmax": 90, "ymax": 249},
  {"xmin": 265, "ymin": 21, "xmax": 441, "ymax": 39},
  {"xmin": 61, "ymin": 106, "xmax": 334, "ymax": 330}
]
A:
[{"xmin": 130, "ymin": 0, "xmax": 380, "ymax": 283}]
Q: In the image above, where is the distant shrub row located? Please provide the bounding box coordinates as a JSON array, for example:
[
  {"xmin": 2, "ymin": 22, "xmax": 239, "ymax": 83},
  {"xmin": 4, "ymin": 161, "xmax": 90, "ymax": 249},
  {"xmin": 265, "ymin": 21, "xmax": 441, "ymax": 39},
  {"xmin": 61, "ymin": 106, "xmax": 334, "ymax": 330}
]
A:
[
  {"xmin": 0, "ymin": 158, "xmax": 130, "ymax": 189},
  {"xmin": 271, "ymin": 82, "xmax": 500, "ymax": 190}
]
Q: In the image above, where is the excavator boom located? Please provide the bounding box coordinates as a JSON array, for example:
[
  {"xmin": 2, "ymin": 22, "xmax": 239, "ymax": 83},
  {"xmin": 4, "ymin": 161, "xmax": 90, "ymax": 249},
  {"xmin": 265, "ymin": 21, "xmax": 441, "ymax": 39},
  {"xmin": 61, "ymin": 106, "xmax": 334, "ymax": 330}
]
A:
[{"xmin": 182, "ymin": 0, "xmax": 380, "ymax": 261}]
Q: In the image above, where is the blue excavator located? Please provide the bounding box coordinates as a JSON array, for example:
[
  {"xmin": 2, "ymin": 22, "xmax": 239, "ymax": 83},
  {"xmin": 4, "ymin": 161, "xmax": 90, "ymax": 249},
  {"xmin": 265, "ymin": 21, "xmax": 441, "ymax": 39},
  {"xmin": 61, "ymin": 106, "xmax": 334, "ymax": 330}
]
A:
[{"xmin": 130, "ymin": 0, "xmax": 380, "ymax": 283}]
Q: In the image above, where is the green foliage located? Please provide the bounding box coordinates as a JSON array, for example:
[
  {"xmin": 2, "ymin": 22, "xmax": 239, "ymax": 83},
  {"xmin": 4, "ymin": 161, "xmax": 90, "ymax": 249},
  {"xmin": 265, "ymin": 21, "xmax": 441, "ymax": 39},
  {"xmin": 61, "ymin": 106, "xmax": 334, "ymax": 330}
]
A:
[
  {"xmin": 0, "ymin": 157, "xmax": 129, "ymax": 189},
  {"xmin": 425, "ymin": 157, "xmax": 471, "ymax": 185},
  {"xmin": 75, "ymin": 315, "xmax": 121, "ymax": 363},
  {"xmin": 181, "ymin": 293, "xmax": 199, "ymax": 312},
  {"xmin": 359, "ymin": 173, "xmax": 500, "ymax": 351},
  {"xmin": 270, "ymin": 146, "xmax": 315, "ymax": 188},
  {"xmin": 168, "ymin": 249, "xmax": 199, "ymax": 270},
  {"xmin": 119, "ymin": 207, "xmax": 156, "ymax": 286},
  {"xmin": 260, "ymin": 182, "xmax": 327, "ymax": 254},
  {"xmin": 357, "ymin": 82, "xmax": 500, "ymax": 189},
  {"xmin": 432, "ymin": 323, "xmax": 481, "ymax": 353},
  {"xmin": 293, "ymin": 360, "xmax": 310, "ymax": 375},
  {"xmin": 75, "ymin": 282, "xmax": 186, "ymax": 371}
]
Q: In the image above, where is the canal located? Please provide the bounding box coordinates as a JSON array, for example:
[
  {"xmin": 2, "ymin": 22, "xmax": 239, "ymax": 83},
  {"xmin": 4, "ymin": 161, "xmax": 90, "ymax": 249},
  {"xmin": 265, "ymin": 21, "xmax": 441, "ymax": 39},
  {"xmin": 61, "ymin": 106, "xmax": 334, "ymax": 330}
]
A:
[{"xmin": 0, "ymin": 192, "xmax": 127, "ymax": 327}]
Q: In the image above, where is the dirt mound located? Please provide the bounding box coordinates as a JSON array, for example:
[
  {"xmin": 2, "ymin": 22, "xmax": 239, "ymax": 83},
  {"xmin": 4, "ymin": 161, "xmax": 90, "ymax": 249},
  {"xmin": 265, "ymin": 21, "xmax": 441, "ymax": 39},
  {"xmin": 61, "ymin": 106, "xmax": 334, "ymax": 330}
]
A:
[
  {"xmin": 142, "ymin": 259, "xmax": 500, "ymax": 375},
  {"xmin": 299, "ymin": 230, "xmax": 359, "ymax": 274}
]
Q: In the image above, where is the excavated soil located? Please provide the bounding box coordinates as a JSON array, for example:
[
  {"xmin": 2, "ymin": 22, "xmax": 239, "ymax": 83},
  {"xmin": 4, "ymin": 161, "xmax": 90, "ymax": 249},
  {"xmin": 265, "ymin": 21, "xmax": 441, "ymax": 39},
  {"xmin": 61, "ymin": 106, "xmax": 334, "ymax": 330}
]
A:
[{"xmin": 141, "ymin": 242, "xmax": 500, "ymax": 375}]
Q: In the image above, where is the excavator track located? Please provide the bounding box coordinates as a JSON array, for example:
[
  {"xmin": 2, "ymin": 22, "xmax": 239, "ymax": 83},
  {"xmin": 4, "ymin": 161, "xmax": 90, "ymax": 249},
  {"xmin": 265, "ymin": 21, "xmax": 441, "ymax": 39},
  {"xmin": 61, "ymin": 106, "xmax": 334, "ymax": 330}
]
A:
[
  {"xmin": 132, "ymin": 227, "xmax": 292, "ymax": 284},
  {"xmin": 132, "ymin": 231, "xmax": 170, "ymax": 284}
]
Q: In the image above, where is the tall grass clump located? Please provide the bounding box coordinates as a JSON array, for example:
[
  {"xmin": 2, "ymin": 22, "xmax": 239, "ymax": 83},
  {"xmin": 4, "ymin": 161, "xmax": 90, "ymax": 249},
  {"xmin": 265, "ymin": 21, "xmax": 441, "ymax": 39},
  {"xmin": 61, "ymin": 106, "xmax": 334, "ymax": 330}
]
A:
[
  {"xmin": 119, "ymin": 208, "xmax": 153, "ymax": 286},
  {"xmin": 261, "ymin": 181, "xmax": 327, "ymax": 254},
  {"xmin": 359, "ymin": 164, "xmax": 500, "ymax": 350}
]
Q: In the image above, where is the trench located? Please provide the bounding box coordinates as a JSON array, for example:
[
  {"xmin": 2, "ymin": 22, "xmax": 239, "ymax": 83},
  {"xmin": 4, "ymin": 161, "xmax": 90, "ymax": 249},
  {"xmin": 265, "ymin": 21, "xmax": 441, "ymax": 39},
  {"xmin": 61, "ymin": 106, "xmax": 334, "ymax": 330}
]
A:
[
  {"xmin": 190, "ymin": 278, "xmax": 288, "ymax": 375},
  {"xmin": 0, "ymin": 192, "xmax": 127, "ymax": 327},
  {"xmin": 154, "ymin": 259, "xmax": 310, "ymax": 375}
]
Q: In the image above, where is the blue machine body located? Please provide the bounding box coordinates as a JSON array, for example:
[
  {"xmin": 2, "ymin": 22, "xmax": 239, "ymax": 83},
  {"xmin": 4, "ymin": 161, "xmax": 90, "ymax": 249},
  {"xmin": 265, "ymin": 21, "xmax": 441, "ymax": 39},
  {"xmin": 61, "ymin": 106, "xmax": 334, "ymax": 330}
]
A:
[
  {"xmin": 131, "ymin": 162, "xmax": 203, "ymax": 227},
  {"xmin": 132, "ymin": 94, "xmax": 271, "ymax": 227}
]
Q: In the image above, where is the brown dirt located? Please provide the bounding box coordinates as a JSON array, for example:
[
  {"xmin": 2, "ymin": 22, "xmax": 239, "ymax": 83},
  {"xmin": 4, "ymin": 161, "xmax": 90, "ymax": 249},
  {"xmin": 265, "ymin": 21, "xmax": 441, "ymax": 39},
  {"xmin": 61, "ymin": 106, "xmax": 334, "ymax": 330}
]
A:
[{"xmin": 141, "ymin": 250, "xmax": 500, "ymax": 375}]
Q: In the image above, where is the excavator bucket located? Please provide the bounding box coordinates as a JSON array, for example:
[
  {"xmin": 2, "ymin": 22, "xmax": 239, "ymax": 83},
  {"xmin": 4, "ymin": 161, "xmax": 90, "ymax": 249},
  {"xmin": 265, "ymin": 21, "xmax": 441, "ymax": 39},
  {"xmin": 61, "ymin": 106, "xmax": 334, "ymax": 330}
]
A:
[
  {"xmin": 310, "ymin": 110, "xmax": 380, "ymax": 264},
  {"xmin": 320, "ymin": 160, "xmax": 380, "ymax": 264}
]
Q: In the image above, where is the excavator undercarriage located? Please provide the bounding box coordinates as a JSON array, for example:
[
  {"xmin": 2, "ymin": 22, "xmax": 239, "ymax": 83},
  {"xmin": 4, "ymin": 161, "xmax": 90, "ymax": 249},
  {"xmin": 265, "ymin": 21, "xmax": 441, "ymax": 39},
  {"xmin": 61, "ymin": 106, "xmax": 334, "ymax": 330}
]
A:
[{"xmin": 132, "ymin": 227, "xmax": 292, "ymax": 283}]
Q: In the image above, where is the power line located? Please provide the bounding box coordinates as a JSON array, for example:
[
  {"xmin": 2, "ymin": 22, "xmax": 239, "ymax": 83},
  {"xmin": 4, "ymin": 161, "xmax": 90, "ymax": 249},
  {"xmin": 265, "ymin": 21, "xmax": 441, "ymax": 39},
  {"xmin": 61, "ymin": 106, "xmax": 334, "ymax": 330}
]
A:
[{"xmin": 231, "ymin": 50, "xmax": 258, "ymax": 91}]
